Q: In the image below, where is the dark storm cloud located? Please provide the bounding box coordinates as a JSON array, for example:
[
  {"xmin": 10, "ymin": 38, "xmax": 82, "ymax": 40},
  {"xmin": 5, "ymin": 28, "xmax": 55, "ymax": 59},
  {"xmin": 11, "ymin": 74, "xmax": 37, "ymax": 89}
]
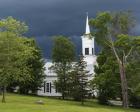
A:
[{"xmin": 0, "ymin": 0, "xmax": 140, "ymax": 58}]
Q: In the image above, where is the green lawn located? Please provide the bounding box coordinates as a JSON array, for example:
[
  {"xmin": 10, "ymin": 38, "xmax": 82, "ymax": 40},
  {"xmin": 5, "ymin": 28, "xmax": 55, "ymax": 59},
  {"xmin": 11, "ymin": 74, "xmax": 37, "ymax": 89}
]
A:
[{"xmin": 0, "ymin": 94, "xmax": 139, "ymax": 112}]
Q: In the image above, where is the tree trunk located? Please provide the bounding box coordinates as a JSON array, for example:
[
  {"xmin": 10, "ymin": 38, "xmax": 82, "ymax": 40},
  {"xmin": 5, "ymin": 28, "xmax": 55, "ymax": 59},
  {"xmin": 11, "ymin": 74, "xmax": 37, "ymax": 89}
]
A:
[
  {"xmin": 0, "ymin": 87, "xmax": 2, "ymax": 95},
  {"xmin": 81, "ymin": 94, "xmax": 84, "ymax": 105},
  {"xmin": 81, "ymin": 79, "xmax": 84, "ymax": 105},
  {"xmin": 62, "ymin": 65, "xmax": 66, "ymax": 100},
  {"xmin": 62, "ymin": 91, "xmax": 65, "ymax": 100},
  {"xmin": 81, "ymin": 99, "xmax": 84, "ymax": 105},
  {"xmin": 2, "ymin": 86, "xmax": 6, "ymax": 103},
  {"xmin": 112, "ymin": 46, "xmax": 129, "ymax": 108},
  {"xmin": 119, "ymin": 63, "xmax": 129, "ymax": 108}
]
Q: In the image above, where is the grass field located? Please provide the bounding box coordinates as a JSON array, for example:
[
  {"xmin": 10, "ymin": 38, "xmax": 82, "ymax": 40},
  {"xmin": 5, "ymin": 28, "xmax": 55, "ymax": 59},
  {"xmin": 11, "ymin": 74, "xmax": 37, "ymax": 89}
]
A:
[{"xmin": 0, "ymin": 94, "xmax": 139, "ymax": 112}]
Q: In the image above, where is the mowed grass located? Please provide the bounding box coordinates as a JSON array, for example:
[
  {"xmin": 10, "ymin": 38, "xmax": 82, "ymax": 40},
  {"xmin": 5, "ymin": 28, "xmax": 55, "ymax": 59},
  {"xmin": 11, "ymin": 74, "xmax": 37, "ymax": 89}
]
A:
[{"xmin": 0, "ymin": 93, "xmax": 139, "ymax": 112}]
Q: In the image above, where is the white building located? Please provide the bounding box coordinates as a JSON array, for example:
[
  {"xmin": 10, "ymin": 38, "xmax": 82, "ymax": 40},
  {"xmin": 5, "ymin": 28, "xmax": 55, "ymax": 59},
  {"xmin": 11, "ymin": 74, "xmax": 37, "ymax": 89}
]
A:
[{"xmin": 37, "ymin": 14, "xmax": 97, "ymax": 96}]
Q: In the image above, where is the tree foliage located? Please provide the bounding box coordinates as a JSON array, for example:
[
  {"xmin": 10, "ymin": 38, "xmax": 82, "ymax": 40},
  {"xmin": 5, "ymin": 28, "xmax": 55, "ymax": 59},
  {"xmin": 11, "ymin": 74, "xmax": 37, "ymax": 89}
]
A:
[
  {"xmin": 90, "ymin": 11, "xmax": 139, "ymax": 108},
  {"xmin": 16, "ymin": 39, "xmax": 45, "ymax": 94},
  {"xmin": 0, "ymin": 17, "xmax": 44, "ymax": 102},
  {"xmin": 0, "ymin": 16, "xmax": 28, "ymax": 36},
  {"xmin": 69, "ymin": 55, "xmax": 89, "ymax": 105},
  {"xmin": 90, "ymin": 48, "xmax": 121, "ymax": 104},
  {"xmin": 52, "ymin": 36, "xmax": 75, "ymax": 99},
  {"xmin": 91, "ymin": 34, "xmax": 140, "ymax": 106}
]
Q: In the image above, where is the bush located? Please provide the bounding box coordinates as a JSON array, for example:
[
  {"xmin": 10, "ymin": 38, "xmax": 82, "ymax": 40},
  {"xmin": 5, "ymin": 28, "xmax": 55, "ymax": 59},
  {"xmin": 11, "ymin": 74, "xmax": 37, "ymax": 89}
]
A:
[
  {"xmin": 129, "ymin": 93, "xmax": 140, "ymax": 108},
  {"xmin": 98, "ymin": 91, "xmax": 109, "ymax": 105}
]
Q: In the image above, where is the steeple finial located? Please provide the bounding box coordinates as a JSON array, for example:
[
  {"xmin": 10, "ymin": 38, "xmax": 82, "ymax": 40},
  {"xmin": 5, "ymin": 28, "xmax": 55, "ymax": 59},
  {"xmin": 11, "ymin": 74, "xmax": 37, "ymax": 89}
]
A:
[{"xmin": 85, "ymin": 12, "xmax": 90, "ymax": 34}]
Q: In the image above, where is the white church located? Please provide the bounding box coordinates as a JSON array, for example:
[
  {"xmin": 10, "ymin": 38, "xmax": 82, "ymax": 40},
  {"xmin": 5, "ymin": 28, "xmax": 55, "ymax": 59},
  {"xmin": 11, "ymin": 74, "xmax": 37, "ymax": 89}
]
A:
[{"xmin": 37, "ymin": 14, "xmax": 97, "ymax": 96}]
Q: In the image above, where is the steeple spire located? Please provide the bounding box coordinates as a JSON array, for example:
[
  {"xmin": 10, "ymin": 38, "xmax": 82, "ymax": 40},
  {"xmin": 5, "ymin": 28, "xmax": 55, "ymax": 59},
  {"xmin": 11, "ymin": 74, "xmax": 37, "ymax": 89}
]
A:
[{"xmin": 85, "ymin": 12, "xmax": 90, "ymax": 34}]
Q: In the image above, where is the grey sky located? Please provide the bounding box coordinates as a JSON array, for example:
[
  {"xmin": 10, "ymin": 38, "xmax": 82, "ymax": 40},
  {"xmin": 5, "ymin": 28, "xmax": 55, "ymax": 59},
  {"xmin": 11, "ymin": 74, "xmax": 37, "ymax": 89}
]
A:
[{"xmin": 0, "ymin": 0, "xmax": 140, "ymax": 58}]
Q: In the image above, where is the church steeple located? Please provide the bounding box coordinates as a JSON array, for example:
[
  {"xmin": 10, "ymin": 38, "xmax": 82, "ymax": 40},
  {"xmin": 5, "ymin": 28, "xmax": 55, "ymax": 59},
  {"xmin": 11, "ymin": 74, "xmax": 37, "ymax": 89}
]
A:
[
  {"xmin": 85, "ymin": 12, "xmax": 90, "ymax": 34},
  {"xmin": 81, "ymin": 13, "xmax": 95, "ymax": 56}
]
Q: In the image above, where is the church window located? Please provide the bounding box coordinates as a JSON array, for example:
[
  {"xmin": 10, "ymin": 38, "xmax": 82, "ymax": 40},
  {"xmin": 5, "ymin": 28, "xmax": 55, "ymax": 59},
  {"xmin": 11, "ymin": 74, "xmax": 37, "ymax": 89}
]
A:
[
  {"xmin": 44, "ymin": 82, "xmax": 46, "ymax": 93},
  {"xmin": 54, "ymin": 80, "xmax": 58, "ymax": 93},
  {"xmin": 85, "ymin": 48, "xmax": 89, "ymax": 55},
  {"xmin": 46, "ymin": 83, "xmax": 50, "ymax": 92},
  {"xmin": 50, "ymin": 82, "xmax": 52, "ymax": 93},
  {"xmin": 55, "ymin": 85, "xmax": 58, "ymax": 93},
  {"xmin": 92, "ymin": 48, "xmax": 94, "ymax": 55}
]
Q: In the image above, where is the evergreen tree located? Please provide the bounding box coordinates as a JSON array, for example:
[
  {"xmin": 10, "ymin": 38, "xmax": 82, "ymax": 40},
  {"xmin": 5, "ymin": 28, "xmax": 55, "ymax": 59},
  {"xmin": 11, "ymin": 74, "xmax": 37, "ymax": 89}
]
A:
[
  {"xmin": 52, "ymin": 36, "xmax": 75, "ymax": 99},
  {"xmin": 69, "ymin": 55, "xmax": 89, "ymax": 105}
]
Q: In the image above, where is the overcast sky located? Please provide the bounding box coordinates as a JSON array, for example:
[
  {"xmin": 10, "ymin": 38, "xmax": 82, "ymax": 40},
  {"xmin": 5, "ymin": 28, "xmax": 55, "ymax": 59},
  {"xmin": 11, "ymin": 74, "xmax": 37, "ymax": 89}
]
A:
[{"xmin": 0, "ymin": 0, "xmax": 140, "ymax": 58}]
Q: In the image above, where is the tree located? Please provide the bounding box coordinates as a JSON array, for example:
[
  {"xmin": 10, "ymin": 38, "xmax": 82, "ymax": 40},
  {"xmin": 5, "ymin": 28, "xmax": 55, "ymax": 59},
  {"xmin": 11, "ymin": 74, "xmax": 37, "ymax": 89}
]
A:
[
  {"xmin": 126, "ymin": 39, "xmax": 140, "ymax": 108},
  {"xmin": 52, "ymin": 36, "xmax": 75, "ymax": 99},
  {"xmin": 0, "ymin": 17, "xmax": 44, "ymax": 102},
  {"xmin": 0, "ymin": 32, "xmax": 32, "ymax": 102},
  {"xmin": 90, "ymin": 34, "xmax": 140, "ymax": 106},
  {"xmin": 90, "ymin": 48, "xmax": 121, "ymax": 104},
  {"xmin": 16, "ymin": 39, "xmax": 45, "ymax": 94},
  {"xmin": 69, "ymin": 55, "xmax": 89, "ymax": 105},
  {"xmin": 0, "ymin": 16, "xmax": 28, "ymax": 36},
  {"xmin": 90, "ymin": 11, "xmax": 137, "ymax": 108}
]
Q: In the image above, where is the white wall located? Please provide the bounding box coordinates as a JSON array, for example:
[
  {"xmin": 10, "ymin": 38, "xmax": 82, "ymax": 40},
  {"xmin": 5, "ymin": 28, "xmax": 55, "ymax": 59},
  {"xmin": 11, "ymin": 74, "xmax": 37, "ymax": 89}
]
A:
[
  {"xmin": 81, "ymin": 35, "xmax": 95, "ymax": 55},
  {"xmin": 37, "ymin": 76, "xmax": 62, "ymax": 96}
]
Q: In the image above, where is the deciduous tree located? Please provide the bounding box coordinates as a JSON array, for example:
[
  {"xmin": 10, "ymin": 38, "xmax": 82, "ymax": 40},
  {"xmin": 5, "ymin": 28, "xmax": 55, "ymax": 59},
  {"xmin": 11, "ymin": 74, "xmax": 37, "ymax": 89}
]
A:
[
  {"xmin": 0, "ymin": 17, "xmax": 44, "ymax": 102},
  {"xmin": 90, "ymin": 11, "xmax": 137, "ymax": 108}
]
